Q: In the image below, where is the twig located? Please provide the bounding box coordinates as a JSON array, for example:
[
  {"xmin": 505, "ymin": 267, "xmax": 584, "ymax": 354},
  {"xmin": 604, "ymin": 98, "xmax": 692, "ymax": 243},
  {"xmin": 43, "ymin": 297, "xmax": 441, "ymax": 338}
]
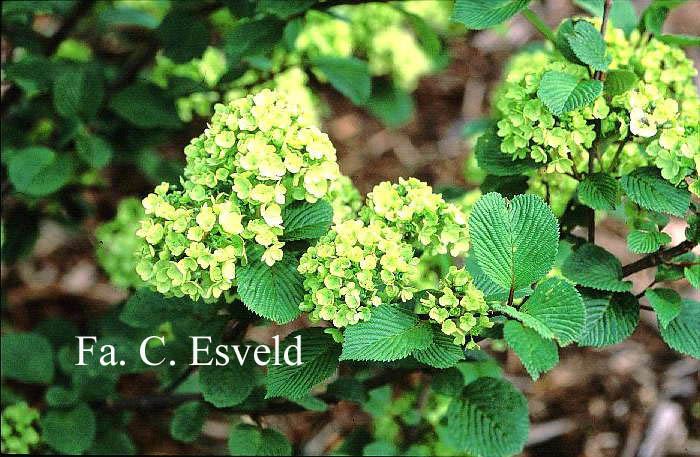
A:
[
  {"xmin": 622, "ymin": 240, "xmax": 698, "ymax": 277},
  {"xmin": 593, "ymin": 0, "xmax": 613, "ymax": 81},
  {"xmin": 608, "ymin": 134, "xmax": 630, "ymax": 173}
]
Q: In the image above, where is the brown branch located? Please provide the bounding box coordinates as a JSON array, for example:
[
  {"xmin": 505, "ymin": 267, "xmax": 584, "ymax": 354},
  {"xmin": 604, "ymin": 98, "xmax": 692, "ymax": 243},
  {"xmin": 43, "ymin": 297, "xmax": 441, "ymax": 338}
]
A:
[
  {"xmin": 593, "ymin": 0, "xmax": 613, "ymax": 81},
  {"xmin": 622, "ymin": 240, "xmax": 698, "ymax": 277}
]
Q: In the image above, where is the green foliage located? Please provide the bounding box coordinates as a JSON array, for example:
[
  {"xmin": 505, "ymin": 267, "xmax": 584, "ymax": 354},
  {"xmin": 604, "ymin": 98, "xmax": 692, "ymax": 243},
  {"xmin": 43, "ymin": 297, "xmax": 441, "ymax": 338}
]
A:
[
  {"xmin": 228, "ymin": 424, "xmax": 292, "ymax": 456},
  {"xmin": 567, "ymin": 21, "xmax": 611, "ymax": 71},
  {"xmin": 579, "ymin": 294, "xmax": 640, "ymax": 347},
  {"xmin": 520, "ymin": 278, "xmax": 585, "ymax": 345},
  {"xmin": 170, "ymin": 402, "xmax": 208, "ymax": 443},
  {"xmin": 659, "ymin": 300, "xmax": 700, "ymax": 358},
  {"xmin": 469, "ymin": 193, "xmax": 559, "ymax": 290},
  {"xmin": 1, "ymin": 402, "xmax": 41, "ymax": 454},
  {"xmin": 311, "ymin": 56, "xmax": 372, "ymax": 105},
  {"xmin": 266, "ymin": 328, "xmax": 341, "ymax": 399},
  {"xmin": 413, "ymin": 327, "xmax": 466, "ymax": 369},
  {"xmin": 627, "ymin": 229, "xmax": 671, "ymax": 254},
  {"xmin": 444, "ymin": 377, "xmax": 529, "ymax": 457},
  {"xmin": 1, "ymin": 333, "xmax": 54, "ymax": 384},
  {"xmin": 645, "ymin": 288, "xmax": 682, "ymax": 329},
  {"xmin": 109, "ymin": 83, "xmax": 182, "ymax": 129},
  {"xmin": 7, "ymin": 147, "xmax": 75, "ymax": 197},
  {"xmin": 340, "ymin": 305, "xmax": 433, "ymax": 362},
  {"xmin": 562, "ymin": 244, "xmax": 632, "ymax": 292},
  {"xmin": 537, "ymin": 71, "xmax": 603, "ymax": 116},
  {"xmin": 577, "ymin": 173, "xmax": 618, "ymax": 211},
  {"xmin": 451, "ymin": 0, "xmax": 532, "ymax": 30},
  {"xmin": 604, "ymin": 70, "xmax": 639, "ymax": 96},
  {"xmin": 41, "ymin": 403, "xmax": 96, "ymax": 454},
  {"xmin": 503, "ymin": 321, "xmax": 559, "ymax": 380},
  {"xmin": 280, "ymin": 200, "xmax": 333, "ymax": 241},
  {"xmin": 474, "ymin": 129, "xmax": 538, "ymax": 176},
  {"xmin": 199, "ymin": 358, "xmax": 257, "ymax": 408},
  {"xmin": 620, "ymin": 167, "xmax": 691, "ymax": 217}
]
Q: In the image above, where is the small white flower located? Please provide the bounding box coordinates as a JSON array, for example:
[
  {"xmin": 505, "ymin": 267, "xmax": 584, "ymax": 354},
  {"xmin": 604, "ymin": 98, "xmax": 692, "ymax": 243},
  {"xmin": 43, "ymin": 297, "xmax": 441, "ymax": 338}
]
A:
[{"xmin": 630, "ymin": 108, "xmax": 657, "ymax": 138}]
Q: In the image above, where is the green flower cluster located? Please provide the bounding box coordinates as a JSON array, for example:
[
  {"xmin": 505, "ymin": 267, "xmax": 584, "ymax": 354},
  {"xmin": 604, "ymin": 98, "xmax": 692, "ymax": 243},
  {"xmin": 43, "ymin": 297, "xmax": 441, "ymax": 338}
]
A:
[
  {"xmin": 527, "ymin": 172, "xmax": 579, "ymax": 217},
  {"xmin": 326, "ymin": 174, "xmax": 363, "ymax": 224},
  {"xmin": 135, "ymin": 90, "xmax": 340, "ymax": 301},
  {"xmin": 298, "ymin": 219, "xmax": 419, "ymax": 327},
  {"xmin": 1, "ymin": 402, "xmax": 40, "ymax": 454},
  {"xmin": 415, "ymin": 266, "xmax": 491, "ymax": 347},
  {"xmin": 95, "ymin": 197, "xmax": 146, "ymax": 289},
  {"xmin": 492, "ymin": 22, "xmax": 699, "ymax": 184},
  {"xmin": 296, "ymin": 2, "xmax": 437, "ymax": 90},
  {"xmin": 360, "ymin": 178, "xmax": 470, "ymax": 257}
]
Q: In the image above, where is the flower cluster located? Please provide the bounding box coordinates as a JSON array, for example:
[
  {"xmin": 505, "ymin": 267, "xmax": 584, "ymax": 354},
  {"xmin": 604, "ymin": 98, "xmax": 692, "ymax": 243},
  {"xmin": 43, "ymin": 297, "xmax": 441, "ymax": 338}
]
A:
[
  {"xmin": 298, "ymin": 219, "xmax": 419, "ymax": 327},
  {"xmin": 95, "ymin": 198, "xmax": 146, "ymax": 289},
  {"xmin": 492, "ymin": 22, "xmax": 699, "ymax": 184},
  {"xmin": 135, "ymin": 90, "xmax": 340, "ymax": 301},
  {"xmin": 1, "ymin": 402, "xmax": 40, "ymax": 454},
  {"xmin": 296, "ymin": 2, "xmax": 437, "ymax": 90},
  {"xmin": 414, "ymin": 266, "xmax": 492, "ymax": 347},
  {"xmin": 326, "ymin": 174, "xmax": 363, "ymax": 224},
  {"xmin": 360, "ymin": 178, "xmax": 470, "ymax": 257}
]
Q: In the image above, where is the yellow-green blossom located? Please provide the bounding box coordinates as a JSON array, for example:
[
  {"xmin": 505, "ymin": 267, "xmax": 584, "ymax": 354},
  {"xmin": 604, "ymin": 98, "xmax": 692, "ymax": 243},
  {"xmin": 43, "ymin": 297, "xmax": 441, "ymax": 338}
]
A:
[{"xmin": 1, "ymin": 402, "xmax": 41, "ymax": 454}]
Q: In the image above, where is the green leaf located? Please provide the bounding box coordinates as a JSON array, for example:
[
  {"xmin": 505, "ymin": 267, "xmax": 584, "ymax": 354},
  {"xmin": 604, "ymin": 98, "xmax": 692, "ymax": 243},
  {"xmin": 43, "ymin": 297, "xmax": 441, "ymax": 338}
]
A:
[
  {"xmin": 237, "ymin": 248, "xmax": 304, "ymax": 324},
  {"xmin": 366, "ymin": 79, "xmax": 415, "ymax": 128},
  {"xmin": 88, "ymin": 429, "xmax": 136, "ymax": 455},
  {"xmin": 432, "ymin": 368, "xmax": 466, "ymax": 396},
  {"xmin": 578, "ymin": 172, "xmax": 618, "ymax": 210},
  {"xmin": 659, "ymin": 300, "xmax": 699, "ymax": 358},
  {"xmin": 474, "ymin": 129, "xmax": 538, "ymax": 176},
  {"xmin": 579, "ymin": 294, "xmax": 640, "ymax": 346},
  {"xmin": 53, "ymin": 65, "xmax": 103, "ymax": 120},
  {"xmin": 75, "ymin": 133, "xmax": 113, "ymax": 169},
  {"xmin": 340, "ymin": 305, "xmax": 433, "ymax": 362},
  {"xmin": 645, "ymin": 288, "xmax": 681, "ymax": 329},
  {"xmin": 170, "ymin": 401, "xmax": 208, "ymax": 443},
  {"xmin": 444, "ymin": 377, "xmax": 529, "ymax": 457},
  {"xmin": 312, "ymin": 56, "xmax": 371, "ymax": 105},
  {"xmin": 257, "ymin": 0, "xmax": 316, "ymax": 19},
  {"xmin": 291, "ymin": 395, "xmax": 328, "ymax": 412},
  {"xmin": 413, "ymin": 326, "xmax": 465, "ymax": 369},
  {"xmin": 109, "ymin": 83, "xmax": 182, "ymax": 129},
  {"xmin": 685, "ymin": 264, "xmax": 700, "ymax": 289},
  {"xmin": 224, "ymin": 18, "xmax": 284, "ymax": 63},
  {"xmin": 469, "ymin": 192, "xmax": 559, "ymax": 290},
  {"xmin": 620, "ymin": 167, "xmax": 690, "ymax": 217},
  {"xmin": 199, "ymin": 359, "xmax": 257, "ymax": 408},
  {"xmin": 491, "ymin": 303, "xmax": 556, "ymax": 340},
  {"xmin": 627, "ymin": 229, "xmax": 671, "ymax": 254},
  {"xmin": 451, "ymin": 0, "xmax": 532, "ymax": 29},
  {"xmin": 120, "ymin": 289, "xmax": 193, "ymax": 329},
  {"xmin": 657, "ymin": 34, "xmax": 700, "ymax": 46},
  {"xmin": 228, "ymin": 424, "xmax": 292, "ymax": 456},
  {"xmin": 555, "ymin": 19, "xmax": 583, "ymax": 65},
  {"xmin": 574, "ymin": 0, "xmax": 639, "ymax": 34},
  {"xmin": 567, "ymin": 21, "xmax": 611, "ymax": 71},
  {"xmin": 158, "ymin": 13, "xmax": 209, "ymax": 63},
  {"xmin": 537, "ymin": 71, "xmax": 603, "ymax": 116},
  {"xmin": 42, "ymin": 403, "xmax": 96, "ymax": 454},
  {"xmin": 266, "ymin": 328, "xmax": 341, "ymax": 400},
  {"xmin": 363, "ymin": 441, "xmax": 399, "ymax": 456},
  {"xmin": 281, "ymin": 200, "xmax": 333, "ymax": 241},
  {"xmin": 604, "ymin": 70, "xmax": 639, "ymax": 96},
  {"xmin": 562, "ymin": 243, "xmax": 632, "ymax": 292},
  {"xmin": 99, "ymin": 6, "xmax": 159, "ymax": 29},
  {"xmin": 326, "ymin": 377, "xmax": 368, "ymax": 403},
  {"xmin": 45, "ymin": 385, "xmax": 80, "ymax": 407},
  {"xmin": 520, "ymin": 278, "xmax": 586, "ymax": 345},
  {"xmin": 7, "ymin": 147, "xmax": 75, "ymax": 197},
  {"xmin": 504, "ymin": 321, "xmax": 559, "ymax": 380},
  {"xmin": 1, "ymin": 332, "xmax": 54, "ymax": 384}
]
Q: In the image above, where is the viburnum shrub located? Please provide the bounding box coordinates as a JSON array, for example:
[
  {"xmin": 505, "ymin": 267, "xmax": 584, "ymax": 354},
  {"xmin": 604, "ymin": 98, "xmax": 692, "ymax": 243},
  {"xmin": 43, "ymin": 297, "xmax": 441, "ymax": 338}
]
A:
[{"xmin": 1, "ymin": 1, "xmax": 698, "ymax": 456}]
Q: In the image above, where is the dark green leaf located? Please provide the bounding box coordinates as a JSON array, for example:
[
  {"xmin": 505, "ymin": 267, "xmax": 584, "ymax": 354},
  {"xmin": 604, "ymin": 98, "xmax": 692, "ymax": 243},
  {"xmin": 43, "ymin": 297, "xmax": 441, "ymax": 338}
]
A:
[
  {"xmin": 312, "ymin": 56, "xmax": 371, "ymax": 105},
  {"xmin": 42, "ymin": 403, "xmax": 96, "ymax": 454},
  {"xmin": 366, "ymin": 79, "xmax": 415, "ymax": 128},
  {"xmin": 620, "ymin": 167, "xmax": 690, "ymax": 217},
  {"xmin": 228, "ymin": 424, "xmax": 292, "ymax": 456},
  {"xmin": 537, "ymin": 71, "xmax": 603, "ymax": 116},
  {"xmin": 579, "ymin": 294, "xmax": 640, "ymax": 346},
  {"xmin": 158, "ymin": 13, "xmax": 209, "ymax": 63},
  {"xmin": 170, "ymin": 401, "xmax": 208, "ymax": 443},
  {"xmin": 281, "ymin": 200, "xmax": 333, "ymax": 241},
  {"xmin": 474, "ymin": 129, "xmax": 538, "ymax": 176},
  {"xmin": 659, "ymin": 300, "xmax": 699, "ymax": 358},
  {"xmin": 578, "ymin": 172, "xmax": 618, "ymax": 210},
  {"xmin": 1, "ymin": 332, "xmax": 54, "ymax": 384},
  {"xmin": 451, "ymin": 0, "xmax": 532, "ymax": 29},
  {"xmin": 604, "ymin": 70, "xmax": 639, "ymax": 96},
  {"xmin": 562, "ymin": 243, "xmax": 632, "ymax": 292},
  {"xmin": 76, "ymin": 133, "xmax": 113, "ymax": 168},
  {"xmin": 504, "ymin": 321, "xmax": 559, "ymax": 380},
  {"xmin": 7, "ymin": 147, "xmax": 75, "ymax": 197},
  {"xmin": 224, "ymin": 18, "xmax": 284, "ymax": 63},
  {"xmin": 645, "ymin": 288, "xmax": 681, "ymax": 329}
]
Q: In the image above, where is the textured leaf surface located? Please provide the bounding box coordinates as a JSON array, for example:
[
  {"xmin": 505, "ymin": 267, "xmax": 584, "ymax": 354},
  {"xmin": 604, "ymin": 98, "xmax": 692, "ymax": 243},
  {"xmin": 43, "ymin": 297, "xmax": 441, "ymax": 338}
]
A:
[
  {"xmin": 170, "ymin": 402, "xmax": 207, "ymax": 443},
  {"xmin": 228, "ymin": 424, "xmax": 292, "ymax": 456},
  {"xmin": 537, "ymin": 71, "xmax": 603, "ymax": 116},
  {"xmin": 445, "ymin": 377, "xmax": 529, "ymax": 457},
  {"xmin": 520, "ymin": 278, "xmax": 585, "ymax": 345},
  {"xmin": 266, "ymin": 328, "xmax": 341, "ymax": 399},
  {"xmin": 568, "ymin": 21, "xmax": 611, "ymax": 71},
  {"xmin": 627, "ymin": 229, "xmax": 671, "ymax": 254},
  {"xmin": 491, "ymin": 303, "xmax": 555, "ymax": 340},
  {"xmin": 578, "ymin": 173, "xmax": 618, "ymax": 210},
  {"xmin": 685, "ymin": 265, "xmax": 700, "ymax": 289},
  {"xmin": 451, "ymin": 0, "xmax": 532, "ymax": 29},
  {"xmin": 281, "ymin": 200, "xmax": 333, "ymax": 241},
  {"xmin": 53, "ymin": 65, "xmax": 103, "ymax": 120},
  {"xmin": 158, "ymin": 13, "xmax": 208, "ymax": 63},
  {"xmin": 341, "ymin": 305, "xmax": 432, "ymax": 362},
  {"xmin": 110, "ymin": 83, "xmax": 181, "ymax": 129},
  {"xmin": 199, "ymin": 358, "xmax": 256, "ymax": 408},
  {"xmin": 579, "ymin": 294, "xmax": 640, "ymax": 347},
  {"xmin": 1, "ymin": 332, "xmax": 54, "ymax": 384},
  {"xmin": 645, "ymin": 288, "xmax": 682, "ymax": 329},
  {"xmin": 224, "ymin": 18, "xmax": 283, "ymax": 63},
  {"xmin": 42, "ymin": 403, "xmax": 96, "ymax": 454},
  {"xmin": 474, "ymin": 129, "xmax": 538, "ymax": 176},
  {"xmin": 604, "ymin": 70, "xmax": 639, "ymax": 96},
  {"xmin": 75, "ymin": 133, "xmax": 113, "ymax": 169},
  {"xmin": 469, "ymin": 193, "xmax": 559, "ymax": 290},
  {"xmin": 562, "ymin": 244, "xmax": 632, "ymax": 292},
  {"xmin": 657, "ymin": 34, "xmax": 700, "ymax": 47},
  {"xmin": 413, "ymin": 326, "xmax": 465, "ymax": 368},
  {"xmin": 659, "ymin": 300, "xmax": 699, "ymax": 358},
  {"xmin": 620, "ymin": 167, "xmax": 690, "ymax": 217},
  {"xmin": 237, "ymin": 248, "xmax": 304, "ymax": 324},
  {"xmin": 312, "ymin": 56, "xmax": 371, "ymax": 105},
  {"xmin": 504, "ymin": 321, "xmax": 559, "ymax": 380}
]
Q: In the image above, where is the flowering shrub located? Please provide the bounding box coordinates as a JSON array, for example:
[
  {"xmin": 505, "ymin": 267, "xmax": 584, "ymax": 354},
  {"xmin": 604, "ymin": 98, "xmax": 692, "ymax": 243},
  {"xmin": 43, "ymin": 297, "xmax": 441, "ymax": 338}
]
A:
[{"xmin": 1, "ymin": 1, "xmax": 698, "ymax": 457}]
